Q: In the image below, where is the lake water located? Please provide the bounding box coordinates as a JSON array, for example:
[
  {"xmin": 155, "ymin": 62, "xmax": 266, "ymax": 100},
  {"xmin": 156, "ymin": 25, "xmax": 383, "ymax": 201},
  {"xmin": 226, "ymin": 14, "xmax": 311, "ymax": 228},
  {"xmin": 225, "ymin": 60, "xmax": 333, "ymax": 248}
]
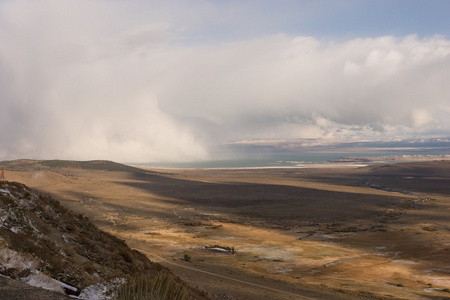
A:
[{"xmin": 138, "ymin": 150, "xmax": 448, "ymax": 169}]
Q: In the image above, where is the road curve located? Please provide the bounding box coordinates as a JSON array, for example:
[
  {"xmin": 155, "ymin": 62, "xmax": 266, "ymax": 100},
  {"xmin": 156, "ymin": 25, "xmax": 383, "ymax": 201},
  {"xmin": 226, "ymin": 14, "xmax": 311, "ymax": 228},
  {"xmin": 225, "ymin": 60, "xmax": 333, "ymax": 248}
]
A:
[{"xmin": 136, "ymin": 248, "xmax": 321, "ymax": 300}]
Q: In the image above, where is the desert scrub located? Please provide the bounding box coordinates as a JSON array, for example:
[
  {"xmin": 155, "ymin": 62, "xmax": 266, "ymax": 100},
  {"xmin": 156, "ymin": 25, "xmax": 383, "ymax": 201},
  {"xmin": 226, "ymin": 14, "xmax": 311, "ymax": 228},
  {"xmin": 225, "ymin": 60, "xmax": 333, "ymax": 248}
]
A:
[
  {"xmin": 118, "ymin": 272, "xmax": 193, "ymax": 300},
  {"xmin": 422, "ymin": 226, "xmax": 438, "ymax": 232}
]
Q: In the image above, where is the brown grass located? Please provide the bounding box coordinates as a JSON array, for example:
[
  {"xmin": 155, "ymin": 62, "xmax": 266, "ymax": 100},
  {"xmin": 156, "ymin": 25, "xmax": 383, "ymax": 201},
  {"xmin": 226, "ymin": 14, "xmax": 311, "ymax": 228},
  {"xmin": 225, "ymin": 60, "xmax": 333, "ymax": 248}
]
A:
[
  {"xmin": 118, "ymin": 272, "xmax": 195, "ymax": 300},
  {"xmin": 3, "ymin": 160, "xmax": 450, "ymax": 299}
]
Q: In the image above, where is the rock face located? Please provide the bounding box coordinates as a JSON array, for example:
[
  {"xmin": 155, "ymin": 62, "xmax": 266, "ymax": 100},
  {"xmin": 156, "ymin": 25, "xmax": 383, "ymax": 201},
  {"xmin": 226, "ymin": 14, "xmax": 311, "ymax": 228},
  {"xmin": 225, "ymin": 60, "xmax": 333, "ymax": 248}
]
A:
[{"xmin": 0, "ymin": 181, "xmax": 161, "ymax": 296}]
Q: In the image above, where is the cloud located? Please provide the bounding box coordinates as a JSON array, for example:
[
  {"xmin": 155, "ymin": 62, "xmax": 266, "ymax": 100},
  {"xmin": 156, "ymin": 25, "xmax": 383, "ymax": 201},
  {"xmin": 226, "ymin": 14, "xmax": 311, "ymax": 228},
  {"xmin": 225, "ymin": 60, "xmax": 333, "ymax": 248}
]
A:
[
  {"xmin": 161, "ymin": 34, "xmax": 450, "ymax": 140},
  {"xmin": 0, "ymin": 1, "xmax": 449, "ymax": 162}
]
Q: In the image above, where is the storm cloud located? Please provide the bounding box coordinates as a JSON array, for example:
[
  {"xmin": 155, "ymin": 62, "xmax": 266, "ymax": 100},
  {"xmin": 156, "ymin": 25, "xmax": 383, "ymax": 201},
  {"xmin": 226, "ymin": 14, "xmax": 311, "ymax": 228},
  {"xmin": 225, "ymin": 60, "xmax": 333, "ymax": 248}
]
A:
[{"xmin": 0, "ymin": 1, "xmax": 449, "ymax": 162}]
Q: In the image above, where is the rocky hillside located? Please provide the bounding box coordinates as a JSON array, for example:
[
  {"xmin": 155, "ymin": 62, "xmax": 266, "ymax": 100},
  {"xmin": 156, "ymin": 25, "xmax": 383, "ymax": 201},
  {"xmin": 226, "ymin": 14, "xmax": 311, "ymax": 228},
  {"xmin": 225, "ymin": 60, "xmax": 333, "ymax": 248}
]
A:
[{"xmin": 0, "ymin": 181, "xmax": 206, "ymax": 299}]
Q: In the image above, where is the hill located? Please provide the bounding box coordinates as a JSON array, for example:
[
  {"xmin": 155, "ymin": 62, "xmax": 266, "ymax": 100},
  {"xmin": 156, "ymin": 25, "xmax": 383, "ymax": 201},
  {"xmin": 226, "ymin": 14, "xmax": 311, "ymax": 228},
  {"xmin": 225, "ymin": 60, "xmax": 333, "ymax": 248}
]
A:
[
  {"xmin": 0, "ymin": 180, "xmax": 207, "ymax": 299},
  {"xmin": 0, "ymin": 159, "xmax": 154, "ymax": 173}
]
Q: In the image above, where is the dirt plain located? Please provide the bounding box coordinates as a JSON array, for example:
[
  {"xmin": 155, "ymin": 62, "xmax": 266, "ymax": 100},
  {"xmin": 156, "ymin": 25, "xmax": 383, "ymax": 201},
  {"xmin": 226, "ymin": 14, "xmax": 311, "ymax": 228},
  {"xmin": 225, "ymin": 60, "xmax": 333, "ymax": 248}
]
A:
[{"xmin": 4, "ymin": 160, "xmax": 450, "ymax": 299}]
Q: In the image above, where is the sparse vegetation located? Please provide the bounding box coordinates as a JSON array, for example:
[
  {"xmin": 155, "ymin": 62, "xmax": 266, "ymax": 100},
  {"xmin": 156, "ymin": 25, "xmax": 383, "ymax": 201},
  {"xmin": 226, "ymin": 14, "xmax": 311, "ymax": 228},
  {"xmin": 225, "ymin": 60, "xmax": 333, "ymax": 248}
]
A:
[
  {"xmin": 0, "ymin": 182, "xmax": 167, "ymax": 294},
  {"xmin": 183, "ymin": 221, "xmax": 210, "ymax": 227},
  {"xmin": 422, "ymin": 226, "xmax": 438, "ymax": 232},
  {"xmin": 145, "ymin": 232, "xmax": 161, "ymax": 236},
  {"xmin": 118, "ymin": 272, "xmax": 194, "ymax": 300},
  {"xmin": 2, "ymin": 159, "xmax": 450, "ymax": 299},
  {"xmin": 387, "ymin": 282, "xmax": 404, "ymax": 287}
]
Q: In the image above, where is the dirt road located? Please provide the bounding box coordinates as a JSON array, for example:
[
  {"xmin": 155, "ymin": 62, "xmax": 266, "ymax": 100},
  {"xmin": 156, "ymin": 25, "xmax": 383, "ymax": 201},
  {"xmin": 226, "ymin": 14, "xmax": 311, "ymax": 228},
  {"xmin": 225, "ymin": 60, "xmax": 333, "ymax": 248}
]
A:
[{"xmin": 135, "ymin": 247, "xmax": 376, "ymax": 300}]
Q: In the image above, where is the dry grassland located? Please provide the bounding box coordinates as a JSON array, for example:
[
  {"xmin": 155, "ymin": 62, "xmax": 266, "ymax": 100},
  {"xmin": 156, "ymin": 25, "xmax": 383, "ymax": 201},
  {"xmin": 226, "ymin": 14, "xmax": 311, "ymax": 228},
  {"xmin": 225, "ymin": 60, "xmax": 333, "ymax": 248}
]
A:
[{"xmin": 5, "ymin": 160, "xmax": 450, "ymax": 299}]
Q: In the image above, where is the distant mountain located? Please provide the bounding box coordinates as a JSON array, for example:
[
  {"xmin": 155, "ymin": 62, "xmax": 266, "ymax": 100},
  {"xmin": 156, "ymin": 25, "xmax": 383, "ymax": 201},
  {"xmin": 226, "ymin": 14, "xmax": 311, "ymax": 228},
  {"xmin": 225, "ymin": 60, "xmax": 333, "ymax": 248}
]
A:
[
  {"xmin": 220, "ymin": 137, "xmax": 450, "ymax": 154},
  {"xmin": 0, "ymin": 181, "xmax": 207, "ymax": 299}
]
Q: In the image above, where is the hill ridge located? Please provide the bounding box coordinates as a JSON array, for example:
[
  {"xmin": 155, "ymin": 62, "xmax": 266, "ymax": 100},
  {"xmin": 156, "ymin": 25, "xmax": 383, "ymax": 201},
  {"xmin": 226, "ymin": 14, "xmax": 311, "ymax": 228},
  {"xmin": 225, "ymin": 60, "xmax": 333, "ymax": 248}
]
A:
[{"xmin": 0, "ymin": 159, "xmax": 154, "ymax": 174}]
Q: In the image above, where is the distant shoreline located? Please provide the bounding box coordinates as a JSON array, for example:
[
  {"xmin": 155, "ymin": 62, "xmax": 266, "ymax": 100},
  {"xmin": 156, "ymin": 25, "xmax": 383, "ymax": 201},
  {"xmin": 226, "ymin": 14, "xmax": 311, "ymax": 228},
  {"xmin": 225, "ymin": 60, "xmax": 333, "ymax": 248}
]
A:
[
  {"xmin": 134, "ymin": 164, "xmax": 369, "ymax": 171},
  {"xmin": 328, "ymin": 154, "xmax": 450, "ymax": 164},
  {"xmin": 134, "ymin": 154, "xmax": 450, "ymax": 170}
]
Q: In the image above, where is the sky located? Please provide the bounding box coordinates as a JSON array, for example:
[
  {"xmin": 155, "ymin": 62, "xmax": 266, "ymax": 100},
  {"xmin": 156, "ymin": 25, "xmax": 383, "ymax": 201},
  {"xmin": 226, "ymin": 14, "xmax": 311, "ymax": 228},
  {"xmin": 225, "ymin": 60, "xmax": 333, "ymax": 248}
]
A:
[{"xmin": 0, "ymin": 0, "xmax": 449, "ymax": 162}]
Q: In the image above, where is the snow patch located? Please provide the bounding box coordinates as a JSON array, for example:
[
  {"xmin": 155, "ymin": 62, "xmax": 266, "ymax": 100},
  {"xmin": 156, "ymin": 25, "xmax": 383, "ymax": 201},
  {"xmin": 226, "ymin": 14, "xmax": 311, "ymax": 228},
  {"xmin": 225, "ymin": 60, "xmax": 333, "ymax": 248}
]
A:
[
  {"xmin": 78, "ymin": 278, "xmax": 126, "ymax": 300},
  {"xmin": 0, "ymin": 248, "xmax": 65, "ymax": 293},
  {"xmin": 21, "ymin": 271, "xmax": 64, "ymax": 293},
  {"xmin": 0, "ymin": 248, "xmax": 37, "ymax": 271},
  {"xmin": 28, "ymin": 219, "xmax": 40, "ymax": 233},
  {"xmin": 62, "ymin": 234, "xmax": 69, "ymax": 244},
  {"xmin": 0, "ymin": 188, "xmax": 12, "ymax": 195}
]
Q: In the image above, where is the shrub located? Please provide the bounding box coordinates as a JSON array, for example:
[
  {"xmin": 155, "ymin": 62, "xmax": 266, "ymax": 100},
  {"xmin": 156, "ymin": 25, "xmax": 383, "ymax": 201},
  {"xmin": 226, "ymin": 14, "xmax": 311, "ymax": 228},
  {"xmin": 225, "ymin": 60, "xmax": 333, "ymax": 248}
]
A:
[{"xmin": 118, "ymin": 272, "xmax": 193, "ymax": 300}]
